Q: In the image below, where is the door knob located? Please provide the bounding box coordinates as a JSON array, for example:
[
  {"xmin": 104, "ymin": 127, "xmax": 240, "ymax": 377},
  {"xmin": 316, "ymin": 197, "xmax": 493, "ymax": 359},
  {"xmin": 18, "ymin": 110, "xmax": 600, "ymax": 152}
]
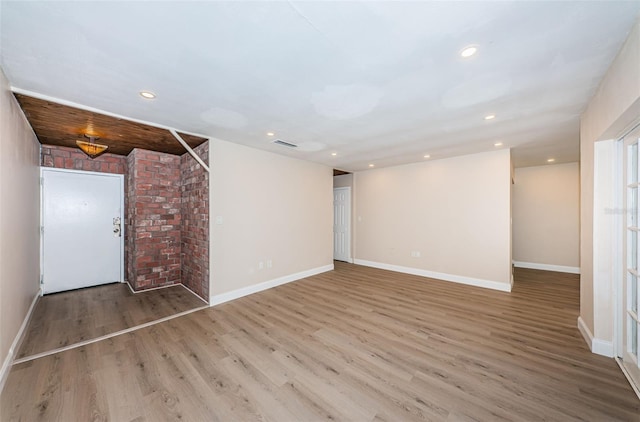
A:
[{"xmin": 113, "ymin": 217, "xmax": 122, "ymax": 237}]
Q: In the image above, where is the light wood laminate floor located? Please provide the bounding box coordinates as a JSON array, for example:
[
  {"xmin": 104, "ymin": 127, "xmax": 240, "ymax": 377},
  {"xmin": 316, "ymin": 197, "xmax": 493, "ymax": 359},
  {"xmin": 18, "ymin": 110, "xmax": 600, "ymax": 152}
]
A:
[
  {"xmin": 2, "ymin": 263, "xmax": 639, "ymax": 421},
  {"xmin": 16, "ymin": 283, "xmax": 207, "ymax": 359}
]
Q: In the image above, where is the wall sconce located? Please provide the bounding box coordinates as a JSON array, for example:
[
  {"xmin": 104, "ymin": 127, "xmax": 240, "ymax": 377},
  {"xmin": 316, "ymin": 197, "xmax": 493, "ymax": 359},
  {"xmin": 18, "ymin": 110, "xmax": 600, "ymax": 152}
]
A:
[{"xmin": 76, "ymin": 134, "xmax": 108, "ymax": 159}]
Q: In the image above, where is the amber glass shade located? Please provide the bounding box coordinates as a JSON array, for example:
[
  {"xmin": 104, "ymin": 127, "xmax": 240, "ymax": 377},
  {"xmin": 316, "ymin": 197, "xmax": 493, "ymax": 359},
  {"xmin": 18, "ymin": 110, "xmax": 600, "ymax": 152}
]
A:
[{"xmin": 76, "ymin": 139, "xmax": 108, "ymax": 158}]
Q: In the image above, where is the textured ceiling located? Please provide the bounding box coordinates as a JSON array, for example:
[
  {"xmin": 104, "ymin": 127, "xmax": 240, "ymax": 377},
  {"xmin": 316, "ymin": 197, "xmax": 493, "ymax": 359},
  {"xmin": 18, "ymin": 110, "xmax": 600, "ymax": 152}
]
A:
[
  {"xmin": 1, "ymin": 1, "xmax": 639, "ymax": 170},
  {"xmin": 15, "ymin": 94, "xmax": 208, "ymax": 156}
]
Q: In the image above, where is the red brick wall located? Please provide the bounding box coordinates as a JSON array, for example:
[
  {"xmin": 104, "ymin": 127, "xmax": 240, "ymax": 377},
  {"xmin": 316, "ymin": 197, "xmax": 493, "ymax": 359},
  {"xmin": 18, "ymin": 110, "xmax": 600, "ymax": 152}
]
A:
[
  {"xmin": 41, "ymin": 144, "xmax": 126, "ymax": 174},
  {"xmin": 126, "ymin": 149, "xmax": 182, "ymax": 291},
  {"xmin": 180, "ymin": 141, "xmax": 209, "ymax": 301}
]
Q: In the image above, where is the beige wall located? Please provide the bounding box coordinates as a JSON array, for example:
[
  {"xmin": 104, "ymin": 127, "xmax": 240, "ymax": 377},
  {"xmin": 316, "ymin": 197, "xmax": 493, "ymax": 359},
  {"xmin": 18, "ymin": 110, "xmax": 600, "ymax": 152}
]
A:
[
  {"xmin": 513, "ymin": 163, "xmax": 580, "ymax": 269},
  {"xmin": 580, "ymin": 19, "xmax": 640, "ymax": 343},
  {"xmin": 209, "ymin": 139, "xmax": 333, "ymax": 301},
  {"xmin": 333, "ymin": 174, "xmax": 353, "ymax": 189},
  {"xmin": 0, "ymin": 68, "xmax": 41, "ymax": 386},
  {"xmin": 354, "ymin": 149, "xmax": 512, "ymax": 289}
]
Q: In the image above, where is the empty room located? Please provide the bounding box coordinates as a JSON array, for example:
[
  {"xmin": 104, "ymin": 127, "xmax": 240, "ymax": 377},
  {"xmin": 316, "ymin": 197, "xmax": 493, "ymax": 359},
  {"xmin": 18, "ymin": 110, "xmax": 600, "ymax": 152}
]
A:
[{"xmin": 1, "ymin": 1, "xmax": 640, "ymax": 421}]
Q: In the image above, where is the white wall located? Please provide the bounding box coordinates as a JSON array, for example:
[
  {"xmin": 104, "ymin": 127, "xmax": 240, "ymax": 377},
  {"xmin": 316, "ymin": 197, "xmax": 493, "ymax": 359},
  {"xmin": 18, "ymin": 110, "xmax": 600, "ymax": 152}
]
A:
[
  {"xmin": 513, "ymin": 163, "xmax": 580, "ymax": 272},
  {"xmin": 354, "ymin": 149, "xmax": 512, "ymax": 291},
  {"xmin": 209, "ymin": 139, "xmax": 333, "ymax": 304},
  {"xmin": 0, "ymin": 68, "xmax": 41, "ymax": 389},
  {"xmin": 580, "ymin": 19, "xmax": 640, "ymax": 354}
]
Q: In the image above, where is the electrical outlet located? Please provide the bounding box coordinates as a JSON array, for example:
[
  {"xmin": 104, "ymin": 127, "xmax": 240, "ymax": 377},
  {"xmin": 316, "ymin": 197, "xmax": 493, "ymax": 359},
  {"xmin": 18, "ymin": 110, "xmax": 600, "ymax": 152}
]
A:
[
  {"xmin": 266, "ymin": 259, "xmax": 272, "ymax": 268},
  {"xmin": 411, "ymin": 251, "xmax": 421, "ymax": 258},
  {"xmin": 258, "ymin": 261, "xmax": 264, "ymax": 270}
]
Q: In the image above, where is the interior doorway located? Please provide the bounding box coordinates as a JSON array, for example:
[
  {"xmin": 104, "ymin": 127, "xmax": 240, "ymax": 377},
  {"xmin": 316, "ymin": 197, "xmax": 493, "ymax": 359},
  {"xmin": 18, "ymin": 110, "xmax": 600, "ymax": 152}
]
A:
[
  {"xmin": 41, "ymin": 168, "xmax": 124, "ymax": 294},
  {"xmin": 333, "ymin": 187, "xmax": 351, "ymax": 262}
]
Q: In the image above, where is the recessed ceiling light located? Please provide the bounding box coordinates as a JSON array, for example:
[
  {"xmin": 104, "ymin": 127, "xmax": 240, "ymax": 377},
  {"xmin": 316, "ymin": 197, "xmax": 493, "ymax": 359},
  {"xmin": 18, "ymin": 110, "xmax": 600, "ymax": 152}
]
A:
[
  {"xmin": 547, "ymin": 158, "xmax": 555, "ymax": 163},
  {"xmin": 484, "ymin": 114, "xmax": 496, "ymax": 120},
  {"xmin": 331, "ymin": 152, "xmax": 337, "ymax": 156},
  {"xmin": 460, "ymin": 45, "xmax": 478, "ymax": 58},
  {"xmin": 494, "ymin": 142, "xmax": 503, "ymax": 147},
  {"xmin": 139, "ymin": 91, "xmax": 156, "ymax": 99},
  {"xmin": 267, "ymin": 132, "xmax": 275, "ymax": 137},
  {"xmin": 368, "ymin": 164, "xmax": 375, "ymax": 168},
  {"xmin": 423, "ymin": 154, "xmax": 431, "ymax": 159}
]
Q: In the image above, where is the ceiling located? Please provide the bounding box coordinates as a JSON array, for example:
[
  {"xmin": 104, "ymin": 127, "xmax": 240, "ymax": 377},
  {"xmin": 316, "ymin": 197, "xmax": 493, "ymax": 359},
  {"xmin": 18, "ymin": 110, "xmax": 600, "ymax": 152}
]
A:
[
  {"xmin": 1, "ymin": 1, "xmax": 639, "ymax": 171},
  {"xmin": 14, "ymin": 94, "xmax": 208, "ymax": 156}
]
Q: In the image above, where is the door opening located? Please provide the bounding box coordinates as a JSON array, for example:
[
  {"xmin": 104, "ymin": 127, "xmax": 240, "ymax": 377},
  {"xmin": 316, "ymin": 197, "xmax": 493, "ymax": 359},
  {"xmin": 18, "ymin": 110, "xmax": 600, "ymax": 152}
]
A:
[
  {"xmin": 333, "ymin": 187, "xmax": 351, "ymax": 262},
  {"xmin": 41, "ymin": 168, "xmax": 124, "ymax": 294}
]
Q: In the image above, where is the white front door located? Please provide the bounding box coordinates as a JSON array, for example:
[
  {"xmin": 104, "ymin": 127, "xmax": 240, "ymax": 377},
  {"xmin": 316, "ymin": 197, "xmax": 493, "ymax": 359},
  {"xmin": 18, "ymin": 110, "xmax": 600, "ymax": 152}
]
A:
[
  {"xmin": 333, "ymin": 187, "xmax": 351, "ymax": 262},
  {"xmin": 622, "ymin": 126, "xmax": 640, "ymax": 391},
  {"xmin": 42, "ymin": 168, "xmax": 124, "ymax": 294}
]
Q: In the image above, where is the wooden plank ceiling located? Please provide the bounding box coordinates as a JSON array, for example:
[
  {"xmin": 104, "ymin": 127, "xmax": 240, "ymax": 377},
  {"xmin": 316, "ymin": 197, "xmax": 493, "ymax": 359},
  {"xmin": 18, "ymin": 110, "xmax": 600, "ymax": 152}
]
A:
[{"xmin": 15, "ymin": 94, "xmax": 208, "ymax": 156}]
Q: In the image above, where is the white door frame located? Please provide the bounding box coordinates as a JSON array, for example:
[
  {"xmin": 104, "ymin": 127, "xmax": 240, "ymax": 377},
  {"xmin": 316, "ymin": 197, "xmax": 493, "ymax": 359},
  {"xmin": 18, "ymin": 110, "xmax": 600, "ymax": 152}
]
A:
[
  {"xmin": 614, "ymin": 124, "xmax": 640, "ymax": 398},
  {"xmin": 615, "ymin": 137, "xmax": 624, "ymax": 358},
  {"xmin": 333, "ymin": 187, "xmax": 352, "ymax": 263},
  {"xmin": 40, "ymin": 167, "xmax": 125, "ymax": 294}
]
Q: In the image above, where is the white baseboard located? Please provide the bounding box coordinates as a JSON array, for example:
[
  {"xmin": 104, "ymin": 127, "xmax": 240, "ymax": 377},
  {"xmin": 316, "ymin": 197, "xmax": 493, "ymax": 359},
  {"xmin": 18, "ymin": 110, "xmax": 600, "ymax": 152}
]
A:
[
  {"xmin": 513, "ymin": 261, "xmax": 580, "ymax": 274},
  {"xmin": 593, "ymin": 338, "xmax": 615, "ymax": 357},
  {"xmin": 577, "ymin": 315, "xmax": 594, "ymax": 350},
  {"xmin": 0, "ymin": 288, "xmax": 41, "ymax": 394},
  {"xmin": 353, "ymin": 259, "xmax": 511, "ymax": 292},
  {"xmin": 577, "ymin": 316, "xmax": 614, "ymax": 357},
  {"xmin": 125, "ymin": 280, "xmax": 208, "ymax": 304},
  {"xmin": 210, "ymin": 264, "xmax": 334, "ymax": 306},
  {"xmin": 125, "ymin": 280, "xmax": 182, "ymax": 294}
]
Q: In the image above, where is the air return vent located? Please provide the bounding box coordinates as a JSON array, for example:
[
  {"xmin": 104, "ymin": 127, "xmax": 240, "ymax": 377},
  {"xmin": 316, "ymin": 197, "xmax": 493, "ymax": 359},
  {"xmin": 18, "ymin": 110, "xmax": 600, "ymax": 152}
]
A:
[{"xmin": 272, "ymin": 139, "xmax": 298, "ymax": 148}]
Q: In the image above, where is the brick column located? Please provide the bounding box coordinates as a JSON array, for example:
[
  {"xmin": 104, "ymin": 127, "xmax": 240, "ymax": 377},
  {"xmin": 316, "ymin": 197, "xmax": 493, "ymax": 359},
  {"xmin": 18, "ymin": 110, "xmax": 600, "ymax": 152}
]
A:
[
  {"xmin": 127, "ymin": 149, "xmax": 182, "ymax": 290},
  {"xmin": 180, "ymin": 141, "xmax": 209, "ymax": 301}
]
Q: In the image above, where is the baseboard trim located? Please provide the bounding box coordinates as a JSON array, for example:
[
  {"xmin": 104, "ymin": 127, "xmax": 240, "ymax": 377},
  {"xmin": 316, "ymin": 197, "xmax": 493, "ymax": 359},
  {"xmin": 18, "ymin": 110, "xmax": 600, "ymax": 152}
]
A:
[
  {"xmin": 0, "ymin": 288, "xmax": 41, "ymax": 394},
  {"xmin": 577, "ymin": 316, "xmax": 614, "ymax": 357},
  {"xmin": 353, "ymin": 259, "xmax": 511, "ymax": 292},
  {"xmin": 125, "ymin": 280, "xmax": 181, "ymax": 294},
  {"xmin": 210, "ymin": 264, "xmax": 334, "ymax": 306},
  {"xmin": 513, "ymin": 261, "xmax": 580, "ymax": 274},
  {"xmin": 577, "ymin": 316, "xmax": 594, "ymax": 350},
  {"xmin": 592, "ymin": 338, "xmax": 615, "ymax": 357}
]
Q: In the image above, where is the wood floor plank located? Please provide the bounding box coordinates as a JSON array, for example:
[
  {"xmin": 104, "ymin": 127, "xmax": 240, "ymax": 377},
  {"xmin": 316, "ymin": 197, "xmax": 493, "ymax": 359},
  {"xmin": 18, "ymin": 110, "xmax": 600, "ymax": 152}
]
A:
[
  {"xmin": 17, "ymin": 283, "xmax": 206, "ymax": 359},
  {"xmin": 2, "ymin": 263, "xmax": 639, "ymax": 421}
]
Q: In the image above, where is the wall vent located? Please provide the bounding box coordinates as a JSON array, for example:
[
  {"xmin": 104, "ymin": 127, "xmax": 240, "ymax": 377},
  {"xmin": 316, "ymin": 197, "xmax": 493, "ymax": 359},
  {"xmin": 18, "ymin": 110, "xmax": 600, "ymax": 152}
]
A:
[{"xmin": 272, "ymin": 139, "xmax": 298, "ymax": 148}]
